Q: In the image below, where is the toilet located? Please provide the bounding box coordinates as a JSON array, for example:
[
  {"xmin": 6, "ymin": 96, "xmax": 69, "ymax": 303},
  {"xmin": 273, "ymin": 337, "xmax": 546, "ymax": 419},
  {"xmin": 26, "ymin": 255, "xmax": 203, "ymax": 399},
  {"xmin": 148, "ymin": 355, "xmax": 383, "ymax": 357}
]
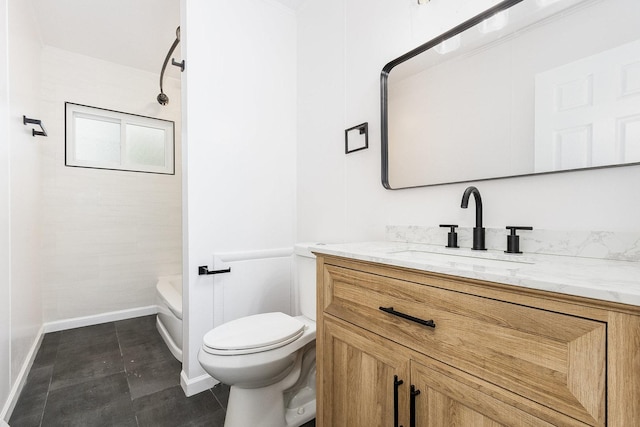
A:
[{"xmin": 198, "ymin": 243, "xmax": 317, "ymax": 427}]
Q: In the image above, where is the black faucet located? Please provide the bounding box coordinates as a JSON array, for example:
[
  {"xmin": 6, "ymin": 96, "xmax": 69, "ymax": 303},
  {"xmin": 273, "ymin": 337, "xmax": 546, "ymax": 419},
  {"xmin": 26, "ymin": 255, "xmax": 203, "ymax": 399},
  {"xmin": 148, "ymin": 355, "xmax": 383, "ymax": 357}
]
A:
[{"xmin": 461, "ymin": 186, "xmax": 486, "ymax": 250}]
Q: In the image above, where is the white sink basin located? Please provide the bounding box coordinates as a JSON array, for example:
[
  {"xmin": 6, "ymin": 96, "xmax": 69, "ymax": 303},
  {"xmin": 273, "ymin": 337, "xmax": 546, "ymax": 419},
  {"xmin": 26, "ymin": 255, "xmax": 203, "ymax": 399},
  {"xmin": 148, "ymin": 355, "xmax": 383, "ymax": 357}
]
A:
[{"xmin": 389, "ymin": 249, "xmax": 534, "ymax": 269}]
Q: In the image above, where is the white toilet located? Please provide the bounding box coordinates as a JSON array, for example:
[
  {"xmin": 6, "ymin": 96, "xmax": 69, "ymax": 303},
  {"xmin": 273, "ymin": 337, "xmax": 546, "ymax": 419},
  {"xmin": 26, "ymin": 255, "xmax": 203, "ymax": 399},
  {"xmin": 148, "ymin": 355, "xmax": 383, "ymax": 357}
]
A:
[{"xmin": 198, "ymin": 244, "xmax": 317, "ymax": 427}]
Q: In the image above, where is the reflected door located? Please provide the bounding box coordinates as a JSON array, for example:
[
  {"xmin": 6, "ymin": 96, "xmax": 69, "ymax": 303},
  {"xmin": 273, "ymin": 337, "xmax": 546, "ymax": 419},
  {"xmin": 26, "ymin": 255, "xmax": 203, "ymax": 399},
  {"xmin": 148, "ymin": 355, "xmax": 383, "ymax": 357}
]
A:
[{"xmin": 535, "ymin": 39, "xmax": 640, "ymax": 171}]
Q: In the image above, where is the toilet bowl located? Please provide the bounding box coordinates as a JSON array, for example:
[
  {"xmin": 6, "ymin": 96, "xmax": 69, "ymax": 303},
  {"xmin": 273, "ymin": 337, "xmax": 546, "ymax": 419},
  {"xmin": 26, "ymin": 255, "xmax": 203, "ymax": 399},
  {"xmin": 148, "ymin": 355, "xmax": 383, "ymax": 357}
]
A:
[{"xmin": 198, "ymin": 244, "xmax": 317, "ymax": 427}]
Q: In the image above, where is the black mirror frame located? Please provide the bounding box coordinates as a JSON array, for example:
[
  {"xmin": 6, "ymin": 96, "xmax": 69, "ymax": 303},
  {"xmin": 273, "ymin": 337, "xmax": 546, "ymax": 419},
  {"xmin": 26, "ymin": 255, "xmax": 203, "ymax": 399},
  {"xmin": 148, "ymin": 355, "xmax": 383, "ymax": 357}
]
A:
[{"xmin": 380, "ymin": 0, "xmax": 524, "ymax": 189}]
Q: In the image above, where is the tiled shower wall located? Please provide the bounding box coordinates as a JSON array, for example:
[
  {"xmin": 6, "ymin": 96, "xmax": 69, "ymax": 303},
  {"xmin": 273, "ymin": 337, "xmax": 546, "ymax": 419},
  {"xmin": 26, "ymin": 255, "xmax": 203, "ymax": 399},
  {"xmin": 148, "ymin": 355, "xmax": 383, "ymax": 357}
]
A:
[{"xmin": 39, "ymin": 46, "xmax": 182, "ymax": 322}]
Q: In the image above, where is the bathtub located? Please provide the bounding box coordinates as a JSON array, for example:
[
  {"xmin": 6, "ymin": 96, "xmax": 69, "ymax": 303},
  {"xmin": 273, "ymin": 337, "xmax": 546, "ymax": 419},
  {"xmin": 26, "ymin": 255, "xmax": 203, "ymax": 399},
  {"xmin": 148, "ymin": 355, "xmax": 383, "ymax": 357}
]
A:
[{"xmin": 156, "ymin": 274, "xmax": 183, "ymax": 362}]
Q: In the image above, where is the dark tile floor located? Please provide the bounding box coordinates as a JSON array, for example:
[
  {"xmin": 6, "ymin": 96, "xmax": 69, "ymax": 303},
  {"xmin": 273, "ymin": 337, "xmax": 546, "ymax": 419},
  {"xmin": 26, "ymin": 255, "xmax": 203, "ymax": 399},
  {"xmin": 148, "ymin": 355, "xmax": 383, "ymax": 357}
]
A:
[{"xmin": 9, "ymin": 315, "xmax": 316, "ymax": 427}]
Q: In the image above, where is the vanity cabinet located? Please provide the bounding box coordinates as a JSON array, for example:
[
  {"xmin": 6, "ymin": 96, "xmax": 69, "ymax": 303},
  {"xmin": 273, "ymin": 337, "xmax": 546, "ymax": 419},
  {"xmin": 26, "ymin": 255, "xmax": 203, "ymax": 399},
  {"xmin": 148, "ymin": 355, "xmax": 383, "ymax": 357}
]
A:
[
  {"xmin": 321, "ymin": 317, "xmax": 410, "ymax": 426},
  {"xmin": 316, "ymin": 255, "xmax": 640, "ymax": 426}
]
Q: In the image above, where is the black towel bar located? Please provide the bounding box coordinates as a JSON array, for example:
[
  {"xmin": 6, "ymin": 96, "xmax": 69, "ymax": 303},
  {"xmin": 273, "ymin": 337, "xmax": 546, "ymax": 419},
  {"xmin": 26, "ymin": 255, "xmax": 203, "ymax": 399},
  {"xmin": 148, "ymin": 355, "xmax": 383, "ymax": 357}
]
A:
[{"xmin": 198, "ymin": 266, "xmax": 231, "ymax": 276}]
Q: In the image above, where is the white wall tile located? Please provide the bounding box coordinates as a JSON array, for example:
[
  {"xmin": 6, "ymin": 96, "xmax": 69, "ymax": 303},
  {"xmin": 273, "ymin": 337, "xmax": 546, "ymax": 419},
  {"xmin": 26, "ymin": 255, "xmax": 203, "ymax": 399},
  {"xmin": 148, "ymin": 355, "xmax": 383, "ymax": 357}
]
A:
[
  {"xmin": 7, "ymin": 0, "xmax": 44, "ymax": 391},
  {"xmin": 40, "ymin": 47, "xmax": 182, "ymax": 322},
  {"xmin": 0, "ymin": 0, "xmax": 11, "ymax": 415}
]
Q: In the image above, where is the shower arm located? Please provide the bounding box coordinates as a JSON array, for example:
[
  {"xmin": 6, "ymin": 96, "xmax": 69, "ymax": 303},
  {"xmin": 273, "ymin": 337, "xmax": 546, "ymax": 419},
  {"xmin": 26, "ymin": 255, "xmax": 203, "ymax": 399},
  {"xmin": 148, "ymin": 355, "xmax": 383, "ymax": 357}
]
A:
[{"xmin": 158, "ymin": 26, "xmax": 182, "ymax": 105}]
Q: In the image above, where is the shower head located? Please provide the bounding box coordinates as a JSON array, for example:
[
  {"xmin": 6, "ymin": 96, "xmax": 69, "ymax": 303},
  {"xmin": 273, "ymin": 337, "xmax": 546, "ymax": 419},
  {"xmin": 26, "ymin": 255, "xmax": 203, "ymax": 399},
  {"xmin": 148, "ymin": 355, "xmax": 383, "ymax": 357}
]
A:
[
  {"xmin": 157, "ymin": 92, "xmax": 169, "ymax": 105},
  {"xmin": 158, "ymin": 26, "xmax": 181, "ymax": 106}
]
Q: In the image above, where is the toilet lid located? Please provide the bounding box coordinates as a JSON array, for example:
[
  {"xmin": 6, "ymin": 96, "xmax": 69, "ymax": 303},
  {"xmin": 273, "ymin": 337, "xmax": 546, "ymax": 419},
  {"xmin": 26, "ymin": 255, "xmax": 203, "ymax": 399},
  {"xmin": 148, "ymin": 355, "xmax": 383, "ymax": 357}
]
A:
[{"xmin": 203, "ymin": 312, "xmax": 306, "ymax": 355}]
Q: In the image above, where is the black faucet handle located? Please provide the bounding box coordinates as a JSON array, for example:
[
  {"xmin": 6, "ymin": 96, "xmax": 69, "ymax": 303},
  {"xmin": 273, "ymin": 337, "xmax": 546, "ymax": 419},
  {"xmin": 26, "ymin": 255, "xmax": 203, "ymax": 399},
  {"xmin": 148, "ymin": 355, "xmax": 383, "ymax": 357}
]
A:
[
  {"xmin": 439, "ymin": 224, "xmax": 458, "ymax": 231},
  {"xmin": 506, "ymin": 226, "xmax": 533, "ymax": 235},
  {"xmin": 505, "ymin": 226, "xmax": 533, "ymax": 254},
  {"xmin": 439, "ymin": 224, "xmax": 459, "ymax": 248}
]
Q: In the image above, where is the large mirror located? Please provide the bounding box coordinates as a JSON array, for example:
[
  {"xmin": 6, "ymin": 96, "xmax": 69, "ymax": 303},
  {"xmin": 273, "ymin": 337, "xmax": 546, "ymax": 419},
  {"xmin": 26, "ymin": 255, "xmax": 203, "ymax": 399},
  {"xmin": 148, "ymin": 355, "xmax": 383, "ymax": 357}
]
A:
[{"xmin": 381, "ymin": 0, "xmax": 640, "ymax": 189}]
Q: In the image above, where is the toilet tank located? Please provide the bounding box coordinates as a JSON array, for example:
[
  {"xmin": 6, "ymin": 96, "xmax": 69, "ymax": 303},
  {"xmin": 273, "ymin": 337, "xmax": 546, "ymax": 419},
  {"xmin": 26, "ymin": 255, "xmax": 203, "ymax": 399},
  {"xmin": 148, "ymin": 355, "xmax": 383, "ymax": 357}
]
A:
[{"xmin": 294, "ymin": 243, "xmax": 318, "ymax": 321}]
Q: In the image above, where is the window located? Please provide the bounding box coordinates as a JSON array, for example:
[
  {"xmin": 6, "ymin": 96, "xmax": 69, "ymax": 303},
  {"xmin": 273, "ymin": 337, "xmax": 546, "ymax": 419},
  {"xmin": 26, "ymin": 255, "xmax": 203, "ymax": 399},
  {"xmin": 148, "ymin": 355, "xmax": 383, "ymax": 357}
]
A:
[{"xmin": 65, "ymin": 102, "xmax": 175, "ymax": 174}]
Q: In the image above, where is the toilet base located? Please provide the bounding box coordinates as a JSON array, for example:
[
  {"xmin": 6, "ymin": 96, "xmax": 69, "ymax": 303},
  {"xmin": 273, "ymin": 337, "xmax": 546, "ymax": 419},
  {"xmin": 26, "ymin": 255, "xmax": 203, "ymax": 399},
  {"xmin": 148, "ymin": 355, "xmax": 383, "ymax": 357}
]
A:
[
  {"xmin": 223, "ymin": 344, "xmax": 316, "ymax": 427},
  {"xmin": 285, "ymin": 397, "xmax": 315, "ymax": 427},
  {"xmin": 226, "ymin": 383, "xmax": 284, "ymax": 427},
  {"xmin": 225, "ymin": 385, "xmax": 315, "ymax": 427}
]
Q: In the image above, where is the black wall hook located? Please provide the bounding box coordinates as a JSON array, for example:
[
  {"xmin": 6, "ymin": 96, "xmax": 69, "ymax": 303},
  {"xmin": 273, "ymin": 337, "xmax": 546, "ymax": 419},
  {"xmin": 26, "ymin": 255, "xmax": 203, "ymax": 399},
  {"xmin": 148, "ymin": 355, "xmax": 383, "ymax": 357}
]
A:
[
  {"xmin": 171, "ymin": 58, "xmax": 185, "ymax": 72},
  {"xmin": 23, "ymin": 116, "xmax": 47, "ymax": 137}
]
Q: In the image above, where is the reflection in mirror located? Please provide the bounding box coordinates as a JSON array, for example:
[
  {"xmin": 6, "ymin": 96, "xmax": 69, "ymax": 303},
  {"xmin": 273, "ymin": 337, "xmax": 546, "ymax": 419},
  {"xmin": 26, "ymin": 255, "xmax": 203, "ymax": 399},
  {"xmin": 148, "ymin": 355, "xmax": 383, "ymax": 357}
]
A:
[{"xmin": 381, "ymin": 0, "xmax": 640, "ymax": 189}]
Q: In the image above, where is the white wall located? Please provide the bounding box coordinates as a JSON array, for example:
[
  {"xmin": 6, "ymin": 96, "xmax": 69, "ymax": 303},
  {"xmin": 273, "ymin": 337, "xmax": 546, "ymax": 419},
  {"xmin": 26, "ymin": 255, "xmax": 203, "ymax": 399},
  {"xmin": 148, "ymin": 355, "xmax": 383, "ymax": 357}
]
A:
[
  {"xmin": 297, "ymin": 0, "xmax": 640, "ymax": 244},
  {"xmin": 39, "ymin": 46, "xmax": 182, "ymax": 322},
  {"xmin": 0, "ymin": 0, "xmax": 11, "ymax": 420},
  {"xmin": 296, "ymin": 0, "xmax": 346, "ymax": 244},
  {"xmin": 7, "ymin": 0, "xmax": 43, "ymax": 395},
  {"xmin": 181, "ymin": 0, "xmax": 297, "ymax": 393}
]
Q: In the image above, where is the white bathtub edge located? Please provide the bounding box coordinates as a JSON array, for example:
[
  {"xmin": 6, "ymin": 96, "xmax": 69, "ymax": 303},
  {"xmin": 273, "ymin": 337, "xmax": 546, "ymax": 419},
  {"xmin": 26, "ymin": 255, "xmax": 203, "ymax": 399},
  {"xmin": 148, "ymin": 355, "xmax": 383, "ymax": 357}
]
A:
[
  {"xmin": 156, "ymin": 277, "xmax": 182, "ymax": 319},
  {"xmin": 156, "ymin": 317, "xmax": 183, "ymax": 362}
]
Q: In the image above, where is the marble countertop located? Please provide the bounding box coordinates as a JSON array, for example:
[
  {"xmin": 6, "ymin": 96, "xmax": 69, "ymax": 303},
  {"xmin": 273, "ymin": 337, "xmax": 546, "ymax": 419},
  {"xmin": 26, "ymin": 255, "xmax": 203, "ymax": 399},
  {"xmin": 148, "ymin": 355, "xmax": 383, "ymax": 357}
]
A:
[{"xmin": 310, "ymin": 241, "xmax": 640, "ymax": 307}]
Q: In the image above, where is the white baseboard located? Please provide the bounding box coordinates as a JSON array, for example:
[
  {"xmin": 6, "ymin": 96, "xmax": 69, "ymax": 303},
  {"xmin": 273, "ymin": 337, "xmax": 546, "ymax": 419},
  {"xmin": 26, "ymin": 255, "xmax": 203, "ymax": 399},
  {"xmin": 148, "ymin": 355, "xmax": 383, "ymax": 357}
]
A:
[
  {"xmin": 180, "ymin": 369, "xmax": 218, "ymax": 397},
  {"xmin": 1, "ymin": 324, "xmax": 44, "ymax": 424},
  {"xmin": 1, "ymin": 418, "xmax": 10, "ymax": 426},
  {"xmin": 43, "ymin": 305, "xmax": 158, "ymax": 333}
]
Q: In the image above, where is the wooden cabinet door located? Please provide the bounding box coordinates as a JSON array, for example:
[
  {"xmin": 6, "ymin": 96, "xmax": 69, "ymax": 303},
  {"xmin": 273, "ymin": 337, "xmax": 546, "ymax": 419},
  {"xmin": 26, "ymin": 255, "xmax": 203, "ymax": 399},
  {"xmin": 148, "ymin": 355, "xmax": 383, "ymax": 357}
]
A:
[
  {"xmin": 411, "ymin": 359, "xmax": 590, "ymax": 427},
  {"xmin": 320, "ymin": 317, "xmax": 410, "ymax": 427}
]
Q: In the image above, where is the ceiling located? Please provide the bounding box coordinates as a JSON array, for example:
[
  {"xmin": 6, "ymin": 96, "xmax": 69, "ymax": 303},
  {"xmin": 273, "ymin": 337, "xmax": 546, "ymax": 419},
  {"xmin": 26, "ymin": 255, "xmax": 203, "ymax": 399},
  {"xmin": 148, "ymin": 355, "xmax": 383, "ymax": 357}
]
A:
[{"xmin": 32, "ymin": 0, "xmax": 302, "ymax": 78}]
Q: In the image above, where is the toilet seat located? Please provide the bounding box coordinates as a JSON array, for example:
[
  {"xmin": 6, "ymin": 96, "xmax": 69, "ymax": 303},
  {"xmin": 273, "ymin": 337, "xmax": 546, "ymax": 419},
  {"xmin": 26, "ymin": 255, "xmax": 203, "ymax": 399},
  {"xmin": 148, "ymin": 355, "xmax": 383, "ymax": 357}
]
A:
[{"xmin": 203, "ymin": 312, "xmax": 306, "ymax": 356}]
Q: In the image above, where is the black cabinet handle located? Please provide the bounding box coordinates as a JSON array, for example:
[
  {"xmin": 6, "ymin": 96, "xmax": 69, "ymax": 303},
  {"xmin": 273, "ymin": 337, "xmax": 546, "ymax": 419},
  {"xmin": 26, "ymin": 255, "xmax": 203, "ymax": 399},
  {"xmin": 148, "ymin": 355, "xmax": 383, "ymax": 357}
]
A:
[
  {"xmin": 394, "ymin": 375, "xmax": 404, "ymax": 427},
  {"xmin": 410, "ymin": 385, "xmax": 421, "ymax": 427},
  {"xmin": 379, "ymin": 307, "xmax": 436, "ymax": 328}
]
